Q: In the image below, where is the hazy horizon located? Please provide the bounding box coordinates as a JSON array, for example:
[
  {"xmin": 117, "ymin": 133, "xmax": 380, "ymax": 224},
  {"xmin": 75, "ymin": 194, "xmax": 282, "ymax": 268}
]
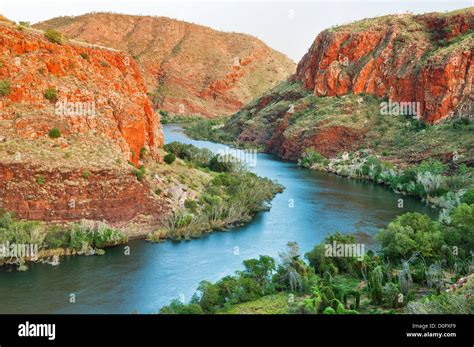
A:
[{"xmin": 1, "ymin": 0, "xmax": 471, "ymax": 61}]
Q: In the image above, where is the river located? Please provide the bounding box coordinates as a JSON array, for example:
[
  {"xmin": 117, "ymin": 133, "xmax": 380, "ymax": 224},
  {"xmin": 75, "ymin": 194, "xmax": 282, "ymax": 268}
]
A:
[{"xmin": 0, "ymin": 124, "xmax": 435, "ymax": 313}]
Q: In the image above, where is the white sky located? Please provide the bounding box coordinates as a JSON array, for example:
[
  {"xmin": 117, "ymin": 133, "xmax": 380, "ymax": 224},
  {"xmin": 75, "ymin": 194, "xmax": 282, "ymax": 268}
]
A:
[{"xmin": 1, "ymin": 0, "xmax": 472, "ymax": 61}]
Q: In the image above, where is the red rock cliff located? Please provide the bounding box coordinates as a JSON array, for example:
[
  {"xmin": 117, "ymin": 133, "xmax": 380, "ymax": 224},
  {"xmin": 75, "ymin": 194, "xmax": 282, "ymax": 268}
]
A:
[
  {"xmin": 34, "ymin": 13, "xmax": 296, "ymax": 118},
  {"xmin": 0, "ymin": 19, "xmax": 166, "ymax": 231},
  {"xmin": 0, "ymin": 20, "xmax": 163, "ymax": 165},
  {"xmin": 295, "ymin": 10, "xmax": 473, "ymax": 123}
]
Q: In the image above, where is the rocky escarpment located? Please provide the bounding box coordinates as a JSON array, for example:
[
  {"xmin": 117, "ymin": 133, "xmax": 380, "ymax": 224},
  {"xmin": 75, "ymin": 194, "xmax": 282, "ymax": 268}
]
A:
[
  {"xmin": 35, "ymin": 13, "xmax": 296, "ymax": 118},
  {"xmin": 0, "ymin": 19, "xmax": 167, "ymax": 233},
  {"xmin": 218, "ymin": 9, "xmax": 474, "ymax": 163},
  {"xmin": 0, "ymin": 163, "xmax": 163, "ymax": 225},
  {"xmin": 0, "ymin": 20, "xmax": 163, "ymax": 164},
  {"xmin": 296, "ymin": 9, "xmax": 473, "ymax": 123}
]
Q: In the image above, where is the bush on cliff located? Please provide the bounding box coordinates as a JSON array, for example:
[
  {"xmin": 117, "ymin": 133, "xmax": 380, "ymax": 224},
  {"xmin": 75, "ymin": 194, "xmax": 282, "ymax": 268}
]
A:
[
  {"xmin": 48, "ymin": 128, "xmax": 61, "ymax": 138},
  {"xmin": 0, "ymin": 79, "xmax": 11, "ymax": 96},
  {"xmin": 164, "ymin": 153, "xmax": 176, "ymax": 165},
  {"xmin": 44, "ymin": 88, "xmax": 58, "ymax": 103},
  {"xmin": 44, "ymin": 29, "xmax": 63, "ymax": 44},
  {"xmin": 131, "ymin": 166, "xmax": 146, "ymax": 181}
]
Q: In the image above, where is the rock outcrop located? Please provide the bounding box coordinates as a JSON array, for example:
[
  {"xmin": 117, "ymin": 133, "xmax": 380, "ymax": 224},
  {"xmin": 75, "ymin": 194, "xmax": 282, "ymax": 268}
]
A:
[
  {"xmin": 0, "ymin": 162, "xmax": 164, "ymax": 224},
  {"xmin": 0, "ymin": 20, "xmax": 163, "ymax": 164},
  {"xmin": 220, "ymin": 9, "xmax": 474, "ymax": 163},
  {"xmin": 0, "ymin": 19, "xmax": 166, "ymax": 231},
  {"xmin": 34, "ymin": 13, "xmax": 296, "ymax": 117},
  {"xmin": 296, "ymin": 9, "xmax": 473, "ymax": 123}
]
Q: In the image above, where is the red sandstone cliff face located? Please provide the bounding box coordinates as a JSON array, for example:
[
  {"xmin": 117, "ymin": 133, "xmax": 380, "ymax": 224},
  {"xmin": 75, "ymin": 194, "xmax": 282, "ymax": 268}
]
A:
[
  {"xmin": 295, "ymin": 10, "xmax": 473, "ymax": 123},
  {"xmin": 34, "ymin": 13, "xmax": 296, "ymax": 118},
  {"xmin": 0, "ymin": 163, "xmax": 164, "ymax": 225},
  {"xmin": 223, "ymin": 9, "xmax": 474, "ymax": 163},
  {"xmin": 0, "ymin": 20, "xmax": 166, "ymax": 231},
  {"xmin": 0, "ymin": 21, "xmax": 163, "ymax": 164}
]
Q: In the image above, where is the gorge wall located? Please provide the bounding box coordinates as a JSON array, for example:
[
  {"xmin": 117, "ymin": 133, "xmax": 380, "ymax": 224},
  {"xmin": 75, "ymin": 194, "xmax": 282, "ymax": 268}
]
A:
[
  {"xmin": 34, "ymin": 13, "xmax": 296, "ymax": 118},
  {"xmin": 295, "ymin": 9, "xmax": 473, "ymax": 123},
  {"xmin": 223, "ymin": 9, "xmax": 474, "ymax": 162},
  {"xmin": 0, "ymin": 18, "xmax": 166, "ymax": 231}
]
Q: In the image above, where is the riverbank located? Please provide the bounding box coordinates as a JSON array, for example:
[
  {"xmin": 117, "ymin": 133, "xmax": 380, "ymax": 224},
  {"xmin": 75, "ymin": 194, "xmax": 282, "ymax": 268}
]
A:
[
  {"xmin": 161, "ymin": 200, "xmax": 474, "ymax": 314},
  {"xmin": 146, "ymin": 141, "xmax": 283, "ymax": 242},
  {"xmin": 0, "ymin": 215, "xmax": 128, "ymax": 271},
  {"xmin": 0, "ymin": 129, "xmax": 283, "ymax": 270},
  {"xmin": 182, "ymin": 109, "xmax": 474, "ymax": 220}
]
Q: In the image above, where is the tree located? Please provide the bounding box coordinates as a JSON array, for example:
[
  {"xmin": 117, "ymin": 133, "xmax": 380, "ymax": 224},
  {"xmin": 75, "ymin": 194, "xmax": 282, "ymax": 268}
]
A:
[
  {"xmin": 240, "ymin": 255, "xmax": 276, "ymax": 295},
  {"xmin": 442, "ymin": 203, "xmax": 474, "ymax": 259},
  {"xmin": 44, "ymin": 29, "xmax": 63, "ymax": 44},
  {"xmin": 193, "ymin": 280, "xmax": 223, "ymax": 313},
  {"xmin": 209, "ymin": 154, "xmax": 237, "ymax": 173},
  {"xmin": 305, "ymin": 232, "xmax": 359, "ymax": 275},
  {"xmin": 159, "ymin": 299, "xmax": 203, "ymax": 314},
  {"xmin": 461, "ymin": 187, "xmax": 474, "ymax": 205},
  {"xmin": 368, "ymin": 266, "xmax": 384, "ymax": 305},
  {"xmin": 276, "ymin": 242, "xmax": 309, "ymax": 293},
  {"xmin": 375, "ymin": 213, "xmax": 444, "ymax": 262}
]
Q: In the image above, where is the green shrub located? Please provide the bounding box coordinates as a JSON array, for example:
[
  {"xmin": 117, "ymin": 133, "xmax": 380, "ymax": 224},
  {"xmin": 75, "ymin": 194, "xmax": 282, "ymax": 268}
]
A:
[
  {"xmin": 383, "ymin": 282, "xmax": 402, "ymax": 308},
  {"xmin": 0, "ymin": 79, "xmax": 11, "ymax": 96},
  {"xmin": 209, "ymin": 154, "xmax": 238, "ymax": 173},
  {"xmin": 183, "ymin": 118, "xmax": 235, "ymax": 143},
  {"xmin": 44, "ymin": 29, "xmax": 63, "ymax": 44},
  {"xmin": 164, "ymin": 153, "xmax": 176, "ymax": 165},
  {"xmin": 44, "ymin": 88, "xmax": 58, "ymax": 103},
  {"xmin": 44, "ymin": 226, "xmax": 70, "ymax": 249},
  {"xmin": 163, "ymin": 142, "xmax": 213, "ymax": 167},
  {"xmin": 184, "ymin": 199, "xmax": 198, "ymax": 212},
  {"xmin": 48, "ymin": 128, "xmax": 61, "ymax": 138},
  {"xmin": 452, "ymin": 117, "xmax": 471, "ymax": 129},
  {"xmin": 36, "ymin": 175, "xmax": 45, "ymax": 185},
  {"xmin": 461, "ymin": 186, "xmax": 474, "ymax": 205},
  {"xmin": 323, "ymin": 306, "xmax": 336, "ymax": 314},
  {"xmin": 305, "ymin": 232, "xmax": 359, "ymax": 276},
  {"xmin": 298, "ymin": 148, "xmax": 328, "ymax": 169},
  {"xmin": 131, "ymin": 166, "xmax": 146, "ymax": 181},
  {"xmin": 68, "ymin": 222, "xmax": 127, "ymax": 251},
  {"xmin": 139, "ymin": 147, "xmax": 146, "ymax": 160},
  {"xmin": 368, "ymin": 266, "xmax": 384, "ymax": 305},
  {"xmin": 155, "ymin": 188, "xmax": 162, "ymax": 196},
  {"xmin": 79, "ymin": 52, "xmax": 88, "ymax": 60},
  {"xmin": 417, "ymin": 159, "xmax": 447, "ymax": 175}
]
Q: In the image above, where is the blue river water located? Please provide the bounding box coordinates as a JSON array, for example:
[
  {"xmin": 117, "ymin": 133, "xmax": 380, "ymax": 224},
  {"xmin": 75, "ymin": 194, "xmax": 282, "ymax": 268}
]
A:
[{"xmin": 0, "ymin": 124, "xmax": 434, "ymax": 313}]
